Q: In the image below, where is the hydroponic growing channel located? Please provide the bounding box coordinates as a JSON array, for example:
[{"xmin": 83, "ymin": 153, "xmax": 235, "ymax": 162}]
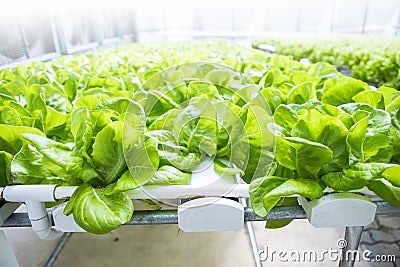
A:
[{"xmin": 1, "ymin": 40, "xmax": 400, "ymax": 267}]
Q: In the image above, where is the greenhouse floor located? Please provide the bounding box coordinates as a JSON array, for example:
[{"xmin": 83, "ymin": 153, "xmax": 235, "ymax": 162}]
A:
[{"xmin": 5, "ymin": 214, "xmax": 394, "ymax": 266}]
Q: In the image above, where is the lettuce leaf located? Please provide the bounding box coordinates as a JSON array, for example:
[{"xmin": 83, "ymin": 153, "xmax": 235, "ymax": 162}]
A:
[
  {"xmin": 368, "ymin": 179, "xmax": 400, "ymax": 207},
  {"xmin": 64, "ymin": 183, "xmax": 133, "ymax": 234},
  {"xmin": 0, "ymin": 125, "xmax": 45, "ymax": 155},
  {"xmin": 321, "ymin": 163, "xmax": 394, "ymax": 191},
  {"xmin": 92, "ymin": 121, "xmax": 126, "ymax": 185},
  {"xmin": 321, "ymin": 77, "xmax": 370, "ymax": 106},
  {"xmin": 12, "ymin": 134, "xmax": 99, "ymax": 185},
  {"xmin": 0, "ymin": 151, "xmax": 13, "ymax": 186},
  {"xmin": 275, "ymin": 136, "xmax": 333, "ymax": 179}
]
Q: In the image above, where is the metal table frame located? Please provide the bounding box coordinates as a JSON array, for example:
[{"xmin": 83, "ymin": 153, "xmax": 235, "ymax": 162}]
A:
[{"xmin": 1, "ymin": 200, "xmax": 399, "ymax": 267}]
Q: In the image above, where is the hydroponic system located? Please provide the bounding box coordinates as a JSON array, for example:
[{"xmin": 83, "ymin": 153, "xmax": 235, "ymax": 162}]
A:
[{"xmin": 1, "ymin": 1, "xmax": 400, "ymax": 267}]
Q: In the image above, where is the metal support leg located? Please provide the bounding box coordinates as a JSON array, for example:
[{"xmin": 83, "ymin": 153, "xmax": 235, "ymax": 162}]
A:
[
  {"xmin": 0, "ymin": 230, "xmax": 20, "ymax": 267},
  {"xmin": 245, "ymin": 220, "xmax": 263, "ymax": 267},
  {"xmin": 43, "ymin": 232, "xmax": 72, "ymax": 267},
  {"xmin": 241, "ymin": 198, "xmax": 262, "ymax": 267},
  {"xmin": 338, "ymin": 226, "xmax": 364, "ymax": 267},
  {"xmin": 0, "ymin": 202, "xmax": 22, "ymax": 267}
]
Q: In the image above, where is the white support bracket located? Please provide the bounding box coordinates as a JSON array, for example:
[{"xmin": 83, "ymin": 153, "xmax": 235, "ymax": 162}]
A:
[
  {"xmin": 298, "ymin": 192, "xmax": 377, "ymax": 228},
  {"xmin": 52, "ymin": 202, "xmax": 85, "ymax": 233},
  {"xmin": 178, "ymin": 197, "xmax": 244, "ymax": 232}
]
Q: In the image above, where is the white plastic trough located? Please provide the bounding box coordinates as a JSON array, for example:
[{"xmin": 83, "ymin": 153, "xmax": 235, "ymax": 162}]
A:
[{"xmin": 0, "ymin": 158, "xmax": 380, "ymax": 238}]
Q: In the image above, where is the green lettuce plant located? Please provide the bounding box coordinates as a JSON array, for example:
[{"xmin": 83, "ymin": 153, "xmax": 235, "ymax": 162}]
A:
[{"xmin": 1, "ymin": 40, "xmax": 399, "ymax": 234}]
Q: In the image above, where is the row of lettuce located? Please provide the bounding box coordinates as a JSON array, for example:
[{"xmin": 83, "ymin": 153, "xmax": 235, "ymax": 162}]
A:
[
  {"xmin": 0, "ymin": 40, "xmax": 399, "ymax": 234},
  {"xmin": 253, "ymin": 36, "xmax": 400, "ymax": 89}
]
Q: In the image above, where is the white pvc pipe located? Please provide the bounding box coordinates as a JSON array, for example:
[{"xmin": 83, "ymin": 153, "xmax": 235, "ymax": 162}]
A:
[
  {"xmin": 2, "ymin": 187, "xmax": 62, "ymax": 240},
  {"xmin": 25, "ymin": 200, "xmax": 62, "ymax": 240},
  {"xmin": 25, "ymin": 200, "xmax": 47, "ymax": 221},
  {"xmin": 5, "ymin": 158, "xmax": 250, "ymax": 201},
  {"xmin": 3, "ymin": 185, "xmax": 57, "ymax": 202},
  {"xmin": 3, "ymin": 184, "xmax": 377, "ymax": 202},
  {"xmin": 126, "ymin": 183, "xmax": 250, "ymax": 199},
  {"xmin": 52, "ymin": 183, "xmax": 250, "ymax": 200},
  {"xmin": 258, "ymin": 44, "xmax": 277, "ymax": 53},
  {"xmin": 3, "ymin": 184, "xmax": 250, "ymax": 202},
  {"xmin": 53, "ymin": 186, "xmax": 77, "ymax": 200}
]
